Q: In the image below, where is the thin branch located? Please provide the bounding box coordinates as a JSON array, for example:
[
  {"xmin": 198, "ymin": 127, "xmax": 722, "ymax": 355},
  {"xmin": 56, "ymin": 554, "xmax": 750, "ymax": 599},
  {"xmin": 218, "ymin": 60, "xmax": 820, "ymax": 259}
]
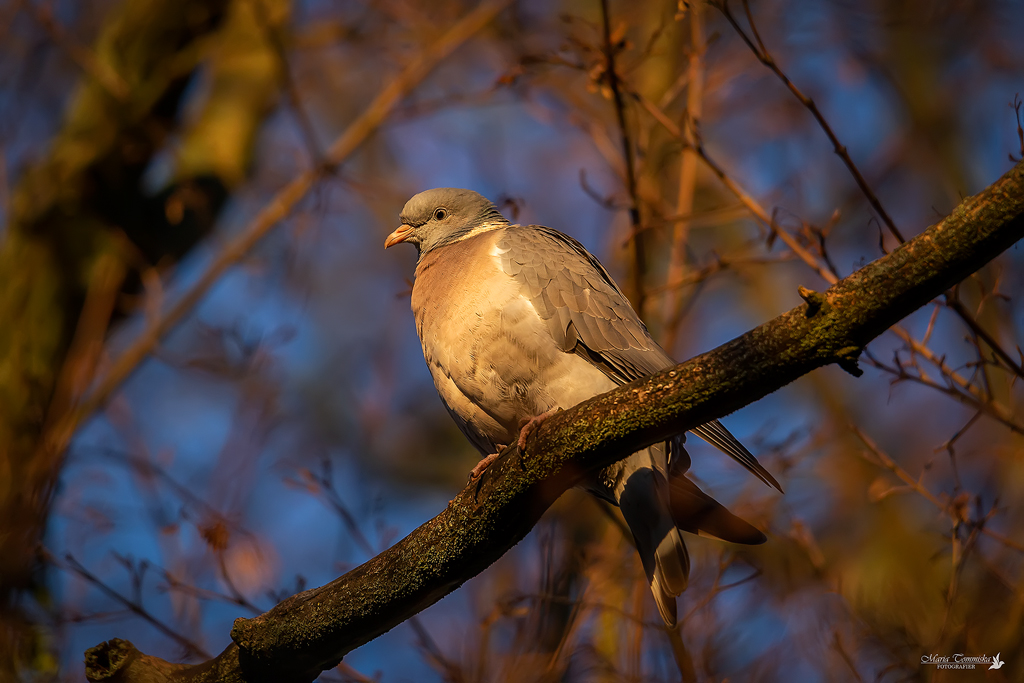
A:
[
  {"xmin": 296, "ymin": 457, "xmax": 450, "ymax": 670},
  {"xmin": 250, "ymin": 0, "xmax": 323, "ymax": 164},
  {"xmin": 28, "ymin": 2, "xmax": 131, "ymax": 101},
  {"xmin": 662, "ymin": 1, "xmax": 706, "ymax": 351},
  {"xmin": 832, "ymin": 631, "xmax": 865, "ymax": 683},
  {"xmin": 945, "ymin": 295, "xmax": 1024, "ymax": 379},
  {"xmin": 851, "ymin": 426, "xmax": 945, "ymax": 509},
  {"xmin": 873, "ymin": 328, "xmax": 1024, "ymax": 435},
  {"xmin": 853, "ymin": 426, "xmax": 1024, "ymax": 556},
  {"xmin": 1011, "ymin": 93, "xmax": 1024, "ymax": 162},
  {"xmin": 638, "ymin": 91, "xmax": 1024, "ymax": 433},
  {"xmin": 638, "ymin": 91, "xmax": 837, "ymax": 283},
  {"xmin": 646, "ymin": 252, "xmax": 791, "ymax": 296},
  {"xmin": 982, "ymin": 527, "xmax": 1024, "ymax": 554},
  {"xmin": 716, "ymin": 0, "xmax": 905, "ymax": 244},
  {"xmin": 627, "ymin": 204, "xmax": 753, "ymax": 239},
  {"xmin": 48, "ymin": 0, "xmax": 513, "ymax": 458},
  {"xmin": 599, "ymin": 0, "xmax": 647, "ymax": 315},
  {"xmin": 57, "ymin": 553, "xmax": 210, "ymax": 660}
]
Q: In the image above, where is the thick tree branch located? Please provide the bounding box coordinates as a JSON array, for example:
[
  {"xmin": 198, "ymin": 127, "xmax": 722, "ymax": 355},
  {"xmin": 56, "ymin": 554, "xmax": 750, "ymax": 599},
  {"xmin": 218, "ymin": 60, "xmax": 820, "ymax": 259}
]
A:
[{"xmin": 85, "ymin": 159, "xmax": 1024, "ymax": 682}]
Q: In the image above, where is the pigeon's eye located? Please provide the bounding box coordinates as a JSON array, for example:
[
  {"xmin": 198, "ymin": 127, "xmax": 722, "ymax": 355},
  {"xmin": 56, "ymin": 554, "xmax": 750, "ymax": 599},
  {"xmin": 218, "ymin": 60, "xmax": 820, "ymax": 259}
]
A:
[{"xmin": 433, "ymin": 208, "xmax": 448, "ymax": 221}]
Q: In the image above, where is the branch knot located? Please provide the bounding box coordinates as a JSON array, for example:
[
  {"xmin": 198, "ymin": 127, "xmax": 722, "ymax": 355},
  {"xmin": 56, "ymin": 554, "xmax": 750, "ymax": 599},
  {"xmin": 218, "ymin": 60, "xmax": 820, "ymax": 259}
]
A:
[{"xmin": 798, "ymin": 285, "xmax": 826, "ymax": 317}]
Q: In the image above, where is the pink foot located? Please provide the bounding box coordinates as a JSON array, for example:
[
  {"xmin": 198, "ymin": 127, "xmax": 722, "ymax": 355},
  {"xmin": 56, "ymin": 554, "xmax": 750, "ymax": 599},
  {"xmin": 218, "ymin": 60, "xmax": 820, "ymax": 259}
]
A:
[
  {"xmin": 469, "ymin": 451, "xmax": 500, "ymax": 481},
  {"xmin": 517, "ymin": 408, "xmax": 560, "ymax": 452}
]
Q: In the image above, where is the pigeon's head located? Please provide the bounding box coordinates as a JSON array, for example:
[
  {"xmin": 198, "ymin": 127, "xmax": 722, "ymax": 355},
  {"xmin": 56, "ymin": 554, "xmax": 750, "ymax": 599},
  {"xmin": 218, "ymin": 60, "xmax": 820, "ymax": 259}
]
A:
[{"xmin": 385, "ymin": 188, "xmax": 509, "ymax": 255}]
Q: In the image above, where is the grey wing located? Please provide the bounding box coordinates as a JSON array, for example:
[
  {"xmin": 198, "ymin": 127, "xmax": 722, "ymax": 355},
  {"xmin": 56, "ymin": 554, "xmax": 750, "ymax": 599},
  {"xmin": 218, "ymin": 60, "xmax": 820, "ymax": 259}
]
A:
[
  {"xmin": 497, "ymin": 225, "xmax": 669, "ymax": 383},
  {"xmin": 498, "ymin": 225, "xmax": 781, "ymax": 492}
]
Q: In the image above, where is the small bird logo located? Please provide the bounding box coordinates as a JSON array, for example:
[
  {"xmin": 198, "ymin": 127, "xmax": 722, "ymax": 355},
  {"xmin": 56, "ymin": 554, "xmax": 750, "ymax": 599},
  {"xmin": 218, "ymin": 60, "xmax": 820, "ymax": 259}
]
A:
[{"xmin": 989, "ymin": 653, "xmax": 1004, "ymax": 670}]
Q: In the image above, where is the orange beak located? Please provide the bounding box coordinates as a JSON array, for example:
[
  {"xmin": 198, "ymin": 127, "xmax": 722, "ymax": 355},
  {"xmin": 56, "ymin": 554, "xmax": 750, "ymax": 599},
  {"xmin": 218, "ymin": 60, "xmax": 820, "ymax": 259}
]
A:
[{"xmin": 384, "ymin": 224, "xmax": 414, "ymax": 249}]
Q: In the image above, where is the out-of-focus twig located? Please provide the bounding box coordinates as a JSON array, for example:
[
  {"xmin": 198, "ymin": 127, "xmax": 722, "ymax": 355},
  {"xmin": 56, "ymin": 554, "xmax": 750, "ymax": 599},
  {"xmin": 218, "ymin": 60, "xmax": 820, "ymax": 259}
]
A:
[
  {"xmin": 336, "ymin": 661, "xmax": 376, "ymax": 683},
  {"xmin": 599, "ymin": 0, "xmax": 647, "ymax": 315},
  {"xmin": 852, "ymin": 426, "xmax": 1024, "ymax": 554},
  {"xmin": 1011, "ymin": 94, "xmax": 1024, "ymax": 162},
  {"xmin": 49, "ymin": 0, "xmax": 513, "ymax": 457},
  {"xmin": 680, "ymin": 557, "xmax": 762, "ymax": 624},
  {"xmin": 638, "ymin": 92, "xmax": 838, "ymax": 284},
  {"xmin": 865, "ymin": 332, "xmax": 1024, "ymax": 436},
  {"xmin": 408, "ymin": 617, "xmax": 466, "ymax": 683},
  {"xmin": 250, "ymin": 0, "xmax": 322, "ymax": 164},
  {"xmin": 831, "ymin": 631, "xmax": 865, "ymax": 683},
  {"xmin": 945, "ymin": 295, "xmax": 1024, "ymax": 379},
  {"xmin": 43, "ymin": 253, "xmax": 125, "ymax": 451},
  {"xmin": 297, "ymin": 458, "xmax": 462, "ymax": 681},
  {"xmin": 716, "ymin": 0, "xmax": 906, "ymax": 244},
  {"xmin": 639, "ymin": 92, "xmax": 1024, "ymax": 436},
  {"xmin": 28, "ymin": 2, "xmax": 131, "ymax": 100},
  {"xmin": 662, "ymin": 1, "xmax": 706, "ymax": 351},
  {"xmin": 647, "ymin": 252, "xmax": 790, "ymax": 295},
  {"xmin": 53, "ymin": 552, "xmax": 210, "ymax": 660}
]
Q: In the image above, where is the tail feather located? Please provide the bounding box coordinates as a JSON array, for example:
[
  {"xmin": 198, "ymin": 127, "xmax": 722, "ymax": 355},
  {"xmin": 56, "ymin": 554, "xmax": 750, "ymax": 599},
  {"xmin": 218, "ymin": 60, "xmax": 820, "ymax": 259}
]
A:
[
  {"xmin": 690, "ymin": 420, "xmax": 783, "ymax": 492},
  {"xmin": 669, "ymin": 473, "xmax": 767, "ymax": 545},
  {"xmin": 618, "ymin": 461, "xmax": 688, "ymax": 627},
  {"xmin": 608, "ymin": 441, "xmax": 769, "ymax": 628}
]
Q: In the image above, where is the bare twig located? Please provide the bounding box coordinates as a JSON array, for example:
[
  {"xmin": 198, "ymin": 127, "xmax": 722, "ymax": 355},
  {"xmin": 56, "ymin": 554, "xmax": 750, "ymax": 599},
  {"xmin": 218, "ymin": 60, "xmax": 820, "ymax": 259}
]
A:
[
  {"xmin": 157, "ymin": 566, "xmax": 262, "ymax": 613},
  {"xmin": 852, "ymin": 426, "xmax": 945, "ymax": 508},
  {"xmin": 647, "ymin": 252, "xmax": 791, "ymax": 295},
  {"xmin": 1011, "ymin": 93, "xmax": 1024, "ymax": 162},
  {"xmin": 853, "ymin": 426, "xmax": 1024, "ymax": 555},
  {"xmin": 56, "ymin": 552, "xmax": 210, "ymax": 660},
  {"xmin": 250, "ymin": 0, "xmax": 322, "ymax": 164},
  {"xmin": 43, "ymin": 253, "xmax": 125, "ymax": 452},
  {"xmin": 336, "ymin": 662, "xmax": 376, "ymax": 683},
  {"xmin": 638, "ymin": 91, "xmax": 1024, "ymax": 435},
  {"xmin": 599, "ymin": 0, "xmax": 647, "ymax": 315},
  {"xmin": 28, "ymin": 2, "xmax": 131, "ymax": 100},
  {"xmin": 638, "ymin": 92, "xmax": 838, "ymax": 284},
  {"xmin": 945, "ymin": 295, "xmax": 1024, "ymax": 379},
  {"xmin": 626, "ymin": 204, "xmax": 753, "ymax": 239},
  {"xmin": 869, "ymin": 328, "xmax": 1024, "ymax": 435},
  {"xmin": 408, "ymin": 617, "xmax": 466, "ymax": 682},
  {"xmin": 832, "ymin": 631, "xmax": 865, "ymax": 683},
  {"xmin": 297, "ymin": 457, "xmax": 460, "ymax": 679},
  {"xmin": 982, "ymin": 528, "xmax": 1024, "ymax": 554},
  {"xmin": 48, "ymin": 0, "xmax": 513, "ymax": 457},
  {"xmin": 716, "ymin": 0, "xmax": 905, "ymax": 244},
  {"xmin": 661, "ymin": 1, "xmax": 706, "ymax": 351}
]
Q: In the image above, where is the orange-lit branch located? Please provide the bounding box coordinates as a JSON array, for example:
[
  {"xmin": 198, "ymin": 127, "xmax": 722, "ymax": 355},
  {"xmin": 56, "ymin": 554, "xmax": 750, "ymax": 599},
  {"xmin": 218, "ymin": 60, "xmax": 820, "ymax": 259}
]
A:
[{"xmin": 85, "ymin": 159, "xmax": 1024, "ymax": 683}]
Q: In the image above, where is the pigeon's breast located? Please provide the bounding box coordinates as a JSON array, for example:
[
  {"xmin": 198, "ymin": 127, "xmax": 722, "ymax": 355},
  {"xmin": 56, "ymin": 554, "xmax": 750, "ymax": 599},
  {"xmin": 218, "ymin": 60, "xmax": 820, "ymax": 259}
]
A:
[{"xmin": 412, "ymin": 230, "xmax": 614, "ymax": 449}]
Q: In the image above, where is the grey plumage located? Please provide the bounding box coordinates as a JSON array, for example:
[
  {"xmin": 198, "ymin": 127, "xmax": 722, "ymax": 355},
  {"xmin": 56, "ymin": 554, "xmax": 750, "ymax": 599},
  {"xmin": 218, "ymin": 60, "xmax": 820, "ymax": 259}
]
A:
[{"xmin": 386, "ymin": 188, "xmax": 781, "ymax": 626}]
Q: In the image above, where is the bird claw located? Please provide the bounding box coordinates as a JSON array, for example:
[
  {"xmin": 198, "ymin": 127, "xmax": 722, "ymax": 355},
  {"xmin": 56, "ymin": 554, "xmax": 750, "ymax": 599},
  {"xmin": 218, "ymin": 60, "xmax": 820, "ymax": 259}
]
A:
[
  {"xmin": 468, "ymin": 451, "xmax": 500, "ymax": 482},
  {"xmin": 517, "ymin": 408, "xmax": 559, "ymax": 452},
  {"xmin": 465, "ymin": 407, "xmax": 559, "ymax": 484}
]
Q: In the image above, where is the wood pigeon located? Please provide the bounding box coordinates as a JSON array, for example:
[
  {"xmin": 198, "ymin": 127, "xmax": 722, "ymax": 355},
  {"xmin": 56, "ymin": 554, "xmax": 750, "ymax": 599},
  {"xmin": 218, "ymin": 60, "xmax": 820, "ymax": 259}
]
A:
[{"xmin": 385, "ymin": 188, "xmax": 781, "ymax": 626}]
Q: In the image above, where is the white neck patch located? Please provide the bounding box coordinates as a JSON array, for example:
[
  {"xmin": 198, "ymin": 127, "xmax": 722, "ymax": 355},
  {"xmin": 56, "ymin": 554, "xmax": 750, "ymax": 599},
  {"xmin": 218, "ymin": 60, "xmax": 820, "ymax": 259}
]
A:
[{"xmin": 450, "ymin": 220, "xmax": 510, "ymax": 244}]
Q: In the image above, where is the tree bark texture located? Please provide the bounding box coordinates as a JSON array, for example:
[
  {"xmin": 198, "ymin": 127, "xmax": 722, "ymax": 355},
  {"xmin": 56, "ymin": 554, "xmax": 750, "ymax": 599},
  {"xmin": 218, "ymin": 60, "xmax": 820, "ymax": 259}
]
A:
[{"xmin": 83, "ymin": 159, "xmax": 1024, "ymax": 682}]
